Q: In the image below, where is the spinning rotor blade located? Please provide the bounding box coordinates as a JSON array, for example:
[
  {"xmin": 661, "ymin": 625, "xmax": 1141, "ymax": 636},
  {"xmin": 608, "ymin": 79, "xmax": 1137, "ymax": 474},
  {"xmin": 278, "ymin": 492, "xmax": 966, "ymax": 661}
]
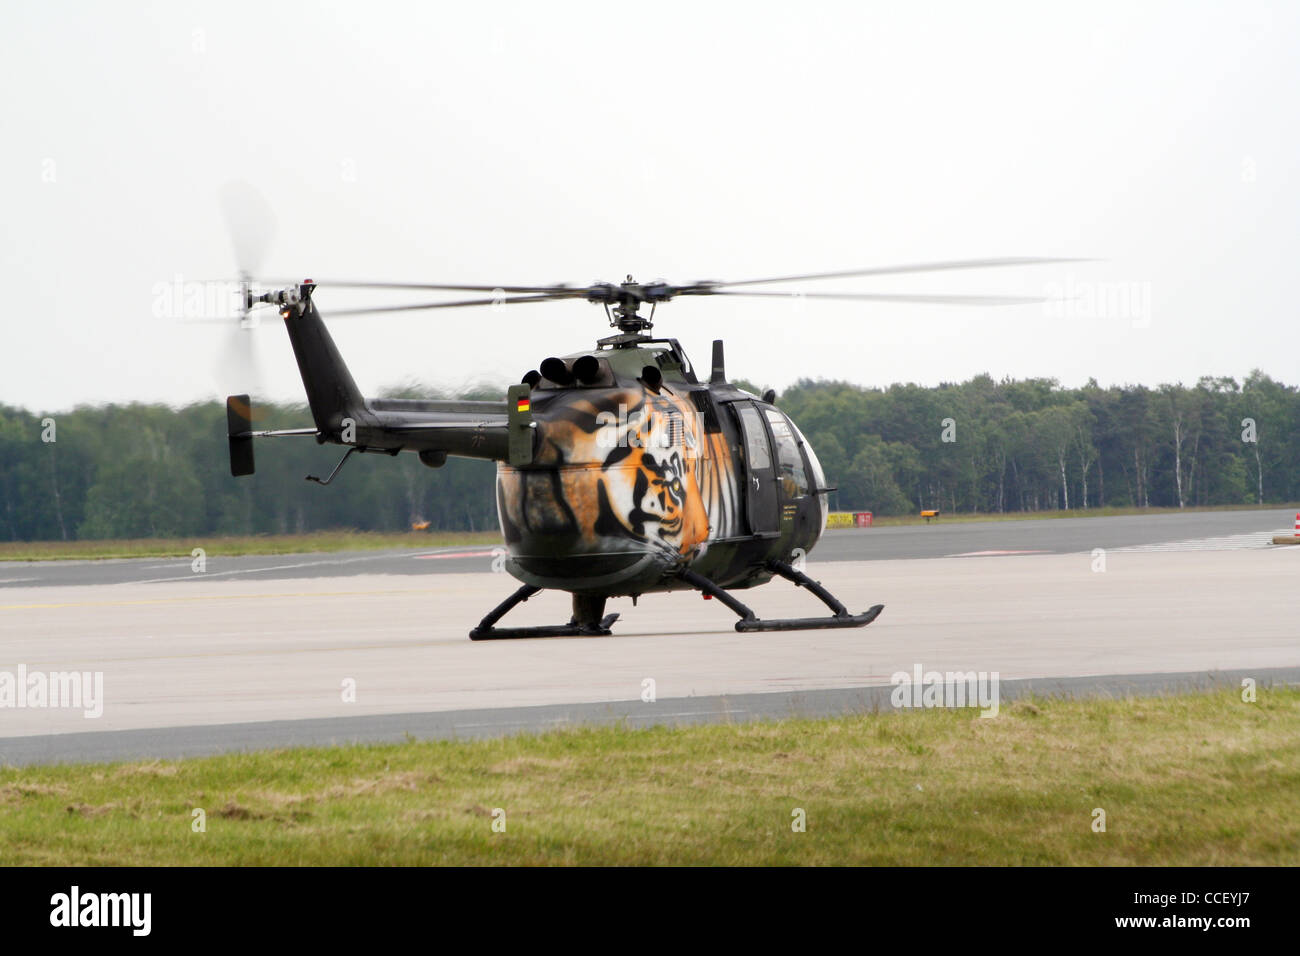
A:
[
  {"xmin": 698, "ymin": 290, "xmax": 1048, "ymax": 306},
  {"xmin": 324, "ymin": 291, "xmax": 588, "ymax": 316},
  {"xmin": 179, "ymin": 304, "xmax": 278, "ymax": 324},
  {"xmin": 270, "ymin": 279, "xmax": 579, "ymax": 295},
  {"xmin": 697, "ymin": 257, "xmax": 1089, "ymax": 290},
  {"xmin": 213, "ymin": 182, "xmax": 278, "ymax": 393},
  {"xmin": 270, "ymin": 258, "xmax": 1085, "ymax": 315},
  {"xmin": 213, "ymin": 315, "xmax": 270, "ymax": 395},
  {"xmin": 218, "ymin": 181, "xmax": 277, "ymax": 278}
]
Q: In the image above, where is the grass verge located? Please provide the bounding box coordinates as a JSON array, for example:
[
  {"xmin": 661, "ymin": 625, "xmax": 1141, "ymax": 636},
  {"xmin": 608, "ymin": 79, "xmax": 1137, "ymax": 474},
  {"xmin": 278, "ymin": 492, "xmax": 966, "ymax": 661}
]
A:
[
  {"xmin": 1, "ymin": 688, "xmax": 1295, "ymax": 865},
  {"xmin": 0, "ymin": 530, "xmax": 502, "ymax": 562}
]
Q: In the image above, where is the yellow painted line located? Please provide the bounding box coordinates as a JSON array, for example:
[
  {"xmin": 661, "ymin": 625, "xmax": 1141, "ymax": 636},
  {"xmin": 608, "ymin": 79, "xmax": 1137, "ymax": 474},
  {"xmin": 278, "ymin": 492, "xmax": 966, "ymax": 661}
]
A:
[{"xmin": 0, "ymin": 588, "xmax": 437, "ymax": 612}]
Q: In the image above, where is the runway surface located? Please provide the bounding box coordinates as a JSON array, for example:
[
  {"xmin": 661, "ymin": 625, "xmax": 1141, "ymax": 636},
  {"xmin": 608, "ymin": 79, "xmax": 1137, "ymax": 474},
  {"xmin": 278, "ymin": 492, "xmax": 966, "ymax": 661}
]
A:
[
  {"xmin": 4, "ymin": 506, "xmax": 1295, "ymax": 588},
  {"xmin": 1, "ymin": 508, "xmax": 1297, "ymax": 764}
]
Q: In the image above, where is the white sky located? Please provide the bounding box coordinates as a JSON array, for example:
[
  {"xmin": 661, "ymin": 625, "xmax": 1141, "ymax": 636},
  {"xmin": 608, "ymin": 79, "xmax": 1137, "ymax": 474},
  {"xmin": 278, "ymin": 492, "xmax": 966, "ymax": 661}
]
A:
[{"xmin": 3, "ymin": 0, "xmax": 1297, "ymax": 411}]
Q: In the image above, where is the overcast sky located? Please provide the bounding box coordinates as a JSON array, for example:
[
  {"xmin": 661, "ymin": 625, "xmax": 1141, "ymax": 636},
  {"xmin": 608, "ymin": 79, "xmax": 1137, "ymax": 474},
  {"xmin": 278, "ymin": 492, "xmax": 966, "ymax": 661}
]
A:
[{"xmin": 3, "ymin": 1, "xmax": 1297, "ymax": 411}]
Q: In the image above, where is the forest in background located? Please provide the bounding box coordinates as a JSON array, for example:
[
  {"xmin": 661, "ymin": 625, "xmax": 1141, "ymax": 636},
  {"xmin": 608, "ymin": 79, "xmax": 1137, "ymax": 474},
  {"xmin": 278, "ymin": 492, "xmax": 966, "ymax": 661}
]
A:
[{"xmin": 1, "ymin": 371, "xmax": 1296, "ymax": 541}]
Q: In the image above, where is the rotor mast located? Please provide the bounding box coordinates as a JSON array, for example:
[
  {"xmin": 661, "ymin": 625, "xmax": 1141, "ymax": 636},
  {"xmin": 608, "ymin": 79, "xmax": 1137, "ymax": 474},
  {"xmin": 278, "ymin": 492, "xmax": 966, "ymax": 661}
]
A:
[{"xmin": 589, "ymin": 275, "xmax": 675, "ymax": 343}]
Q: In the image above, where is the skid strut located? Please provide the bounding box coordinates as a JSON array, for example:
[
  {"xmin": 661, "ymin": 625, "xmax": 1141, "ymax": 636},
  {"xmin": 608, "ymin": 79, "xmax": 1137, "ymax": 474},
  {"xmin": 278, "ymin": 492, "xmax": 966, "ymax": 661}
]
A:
[
  {"xmin": 469, "ymin": 585, "xmax": 619, "ymax": 640},
  {"xmin": 679, "ymin": 561, "xmax": 884, "ymax": 632}
]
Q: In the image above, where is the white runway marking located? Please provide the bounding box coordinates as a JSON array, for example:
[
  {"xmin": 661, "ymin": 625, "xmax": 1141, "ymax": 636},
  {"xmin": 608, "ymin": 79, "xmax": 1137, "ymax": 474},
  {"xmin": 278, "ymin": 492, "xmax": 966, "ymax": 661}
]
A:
[
  {"xmin": 133, "ymin": 551, "xmax": 430, "ymax": 584},
  {"xmin": 412, "ymin": 549, "xmax": 497, "ymax": 560},
  {"xmin": 947, "ymin": 549, "xmax": 1050, "ymax": 557},
  {"xmin": 1110, "ymin": 529, "xmax": 1294, "ymax": 552},
  {"xmin": 132, "ymin": 545, "xmax": 492, "ymax": 584}
]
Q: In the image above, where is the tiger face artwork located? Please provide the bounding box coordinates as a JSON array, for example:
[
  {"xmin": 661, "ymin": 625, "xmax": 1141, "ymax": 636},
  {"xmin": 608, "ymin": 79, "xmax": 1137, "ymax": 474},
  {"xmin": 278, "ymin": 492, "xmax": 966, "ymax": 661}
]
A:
[
  {"xmin": 496, "ymin": 386, "xmax": 736, "ymax": 567},
  {"xmin": 591, "ymin": 394, "xmax": 708, "ymax": 554}
]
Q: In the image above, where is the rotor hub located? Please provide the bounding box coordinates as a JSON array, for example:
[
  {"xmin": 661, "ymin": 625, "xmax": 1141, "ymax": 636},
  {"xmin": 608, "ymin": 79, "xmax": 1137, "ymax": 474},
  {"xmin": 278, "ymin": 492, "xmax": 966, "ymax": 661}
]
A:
[{"xmin": 589, "ymin": 275, "xmax": 670, "ymax": 336}]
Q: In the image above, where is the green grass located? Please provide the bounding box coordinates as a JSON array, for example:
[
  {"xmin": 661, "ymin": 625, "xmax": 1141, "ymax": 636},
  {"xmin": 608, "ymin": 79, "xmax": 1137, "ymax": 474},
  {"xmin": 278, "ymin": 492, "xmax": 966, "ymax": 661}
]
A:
[
  {"xmin": 839, "ymin": 502, "xmax": 1300, "ymax": 528},
  {"xmin": 0, "ymin": 530, "xmax": 502, "ymax": 562},
  {"xmin": 1, "ymin": 689, "xmax": 1295, "ymax": 865}
]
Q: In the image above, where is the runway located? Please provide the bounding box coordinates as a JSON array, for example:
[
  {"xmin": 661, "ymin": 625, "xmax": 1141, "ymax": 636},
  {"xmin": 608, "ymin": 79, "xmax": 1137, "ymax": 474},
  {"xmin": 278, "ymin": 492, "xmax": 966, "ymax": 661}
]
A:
[
  {"xmin": 1, "ymin": 509, "xmax": 1298, "ymax": 765},
  {"xmin": 5, "ymin": 506, "xmax": 1295, "ymax": 588}
]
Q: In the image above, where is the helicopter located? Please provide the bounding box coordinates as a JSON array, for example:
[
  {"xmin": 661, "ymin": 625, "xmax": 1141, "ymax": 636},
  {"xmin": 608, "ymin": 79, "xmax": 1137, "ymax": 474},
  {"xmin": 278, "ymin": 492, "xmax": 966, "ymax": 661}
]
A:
[{"xmin": 223, "ymin": 259, "xmax": 1065, "ymax": 640}]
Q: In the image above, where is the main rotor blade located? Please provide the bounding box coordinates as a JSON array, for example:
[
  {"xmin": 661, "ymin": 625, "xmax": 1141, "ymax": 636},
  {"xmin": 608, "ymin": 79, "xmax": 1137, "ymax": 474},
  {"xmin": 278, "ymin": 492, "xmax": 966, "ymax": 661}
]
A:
[
  {"xmin": 260, "ymin": 258, "xmax": 1086, "ymax": 300},
  {"xmin": 270, "ymin": 279, "xmax": 578, "ymax": 294},
  {"xmin": 175, "ymin": 303, "xmax": 280, "ymax": 324},
  {"xmin": 705, "ymin": 257, "xmax": 1088, "ymax": 289},
  {"xmin": 324, "ymin": 292, "xmax": 586, "ymax": 316},
  {"xmin": 702, "ymin": 290, "xmax": 1049, "ymax": 306}
]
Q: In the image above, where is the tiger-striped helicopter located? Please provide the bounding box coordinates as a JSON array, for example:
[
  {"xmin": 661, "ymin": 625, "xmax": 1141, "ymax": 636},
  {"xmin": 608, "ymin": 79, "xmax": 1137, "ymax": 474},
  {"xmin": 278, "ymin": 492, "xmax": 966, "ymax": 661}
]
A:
[{"xmin": 226, "ymin": 259, "xmax": 1062, "ymax": 640}]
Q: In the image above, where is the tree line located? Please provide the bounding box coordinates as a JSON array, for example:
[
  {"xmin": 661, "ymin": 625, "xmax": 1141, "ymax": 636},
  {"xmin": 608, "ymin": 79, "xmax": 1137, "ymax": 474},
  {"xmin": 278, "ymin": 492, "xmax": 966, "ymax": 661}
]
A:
[
  {"xmin": 775, "ymin": 371, "xmax": 1297, "ymax": 516},
  {"xmin": 0, "ymin": 371, "xmax": 1295, "ymax": 541}
]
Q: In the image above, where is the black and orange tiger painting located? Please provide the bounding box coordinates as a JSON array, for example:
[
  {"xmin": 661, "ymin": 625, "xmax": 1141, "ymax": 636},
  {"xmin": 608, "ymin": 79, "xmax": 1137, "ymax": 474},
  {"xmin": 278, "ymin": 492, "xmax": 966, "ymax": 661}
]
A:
[{"xmin": 496, "ymin": 384, "xmax": 742, "ymax": 593}]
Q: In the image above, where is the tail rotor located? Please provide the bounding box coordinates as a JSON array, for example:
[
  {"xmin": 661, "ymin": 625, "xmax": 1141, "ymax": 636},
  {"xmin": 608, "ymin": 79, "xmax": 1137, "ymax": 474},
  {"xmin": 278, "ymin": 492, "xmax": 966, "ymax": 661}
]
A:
[{"xmin": 214, "ymin": 181, "xmax": 280, "ymax": 394}]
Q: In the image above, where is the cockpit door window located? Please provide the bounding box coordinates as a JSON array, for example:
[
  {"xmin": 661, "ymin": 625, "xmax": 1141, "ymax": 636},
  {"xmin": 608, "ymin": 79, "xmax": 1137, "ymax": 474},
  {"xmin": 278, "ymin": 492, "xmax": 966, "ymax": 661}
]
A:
[{"xmin": 763, "ymin": 409, "xmax": 810, "ymax": 498}]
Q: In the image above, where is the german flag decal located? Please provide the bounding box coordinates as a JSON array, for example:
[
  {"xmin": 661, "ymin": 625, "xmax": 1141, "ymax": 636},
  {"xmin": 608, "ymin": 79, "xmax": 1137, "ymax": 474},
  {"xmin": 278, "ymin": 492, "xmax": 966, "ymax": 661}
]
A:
[{"xmin": 516, "ymin": 397, "xmax": 530, "ymax": 413}]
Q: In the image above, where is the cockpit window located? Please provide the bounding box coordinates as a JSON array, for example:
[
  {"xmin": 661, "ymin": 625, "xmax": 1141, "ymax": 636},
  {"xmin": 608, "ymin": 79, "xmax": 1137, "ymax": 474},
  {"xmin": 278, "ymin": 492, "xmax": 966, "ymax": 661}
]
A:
[
  {"xmin": 736, "ymin": 405, "xmax": 772, "ymax": 470},
  {"xmin": 764, "ymin": 409, "xmax": 809, "ymax": 497}
]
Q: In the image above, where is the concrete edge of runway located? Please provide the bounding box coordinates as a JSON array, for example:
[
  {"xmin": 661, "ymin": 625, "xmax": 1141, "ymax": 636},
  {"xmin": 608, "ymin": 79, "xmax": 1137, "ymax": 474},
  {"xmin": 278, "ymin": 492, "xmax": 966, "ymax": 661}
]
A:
[{"xmin": 3, "ymin": 666, "xmax": 1297, "ymax": 768}]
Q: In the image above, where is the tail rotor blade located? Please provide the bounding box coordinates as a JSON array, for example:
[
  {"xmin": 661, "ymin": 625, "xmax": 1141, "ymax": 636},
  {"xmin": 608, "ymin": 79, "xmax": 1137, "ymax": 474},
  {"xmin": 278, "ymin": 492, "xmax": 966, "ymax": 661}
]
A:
[
  {"xmin": 218, "ymin": 181, "xmax": 277, "ymax": 278},
  {"xmin": 214, "ymin": 315, "xmax": 269, "ymax": 396}
]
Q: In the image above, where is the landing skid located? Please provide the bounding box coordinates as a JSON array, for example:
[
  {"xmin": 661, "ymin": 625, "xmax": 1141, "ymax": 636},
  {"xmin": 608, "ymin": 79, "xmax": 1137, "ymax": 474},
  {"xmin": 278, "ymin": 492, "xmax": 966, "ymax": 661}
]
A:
[
  {"xmin": 468, "ymin": 584, "xmax": 619, "ymax": 641},
  {"xmin": 679, "ymin": 560, "xmax": 884, "ymax": 632},
  {"xmin": 467, "ymin": 561, "xmax": 881, "ymax": 640}
]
